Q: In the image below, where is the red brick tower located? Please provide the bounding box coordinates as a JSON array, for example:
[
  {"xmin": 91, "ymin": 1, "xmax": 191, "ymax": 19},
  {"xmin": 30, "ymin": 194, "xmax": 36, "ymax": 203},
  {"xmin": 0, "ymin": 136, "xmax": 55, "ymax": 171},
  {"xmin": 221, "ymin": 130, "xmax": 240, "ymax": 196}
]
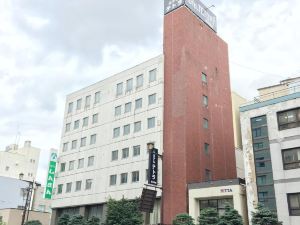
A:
[{"xmin": 162, "ymin": 0, "xmax": 236, "ymax": 224}]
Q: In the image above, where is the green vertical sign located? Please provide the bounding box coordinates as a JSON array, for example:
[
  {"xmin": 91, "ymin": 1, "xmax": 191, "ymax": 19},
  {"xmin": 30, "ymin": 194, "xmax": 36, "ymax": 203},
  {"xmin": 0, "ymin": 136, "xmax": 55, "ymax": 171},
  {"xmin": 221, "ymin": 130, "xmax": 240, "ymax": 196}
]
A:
[{"xmin": 44, "ymin": 151, "xmax": 57, "ymax": 199}]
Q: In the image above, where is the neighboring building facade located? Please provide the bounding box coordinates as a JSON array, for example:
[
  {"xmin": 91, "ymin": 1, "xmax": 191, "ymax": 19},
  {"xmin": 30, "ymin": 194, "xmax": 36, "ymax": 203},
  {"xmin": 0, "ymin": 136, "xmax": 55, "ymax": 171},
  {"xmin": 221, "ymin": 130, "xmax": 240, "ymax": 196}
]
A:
[
  {"xmin": 0, "ymin": 141, "xmax": 40, "ymax": 182},
  {"xmin": 0, "ymin": 209, "xmax": 50, "ymax": 225},
  {"xmin": 240, "ymin": 78, "xmax": 300, "ymax": 225}
]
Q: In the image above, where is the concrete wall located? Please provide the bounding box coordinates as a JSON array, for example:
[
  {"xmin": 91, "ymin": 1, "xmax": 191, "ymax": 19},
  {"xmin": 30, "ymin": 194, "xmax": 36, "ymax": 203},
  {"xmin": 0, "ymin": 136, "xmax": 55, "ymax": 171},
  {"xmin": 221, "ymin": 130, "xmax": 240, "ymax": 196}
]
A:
[{"xmin": 0, "ymin": 209, "xmax": 50, "ymax": 225}]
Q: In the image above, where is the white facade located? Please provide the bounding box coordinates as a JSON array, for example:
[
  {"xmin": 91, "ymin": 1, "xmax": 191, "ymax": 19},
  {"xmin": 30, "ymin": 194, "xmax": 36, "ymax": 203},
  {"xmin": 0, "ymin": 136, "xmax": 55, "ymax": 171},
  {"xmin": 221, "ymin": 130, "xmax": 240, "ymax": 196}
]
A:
[
  {"xmin": 0, "ymin": 141, "xmax": 40, "ymax": 182},
  {"xmin": 240, "ymin": 94, "xmax": 300, "ymax": 225},
  {"xmin": 52, "ymin": 55, "xmax": 164, "ymax": 220}
]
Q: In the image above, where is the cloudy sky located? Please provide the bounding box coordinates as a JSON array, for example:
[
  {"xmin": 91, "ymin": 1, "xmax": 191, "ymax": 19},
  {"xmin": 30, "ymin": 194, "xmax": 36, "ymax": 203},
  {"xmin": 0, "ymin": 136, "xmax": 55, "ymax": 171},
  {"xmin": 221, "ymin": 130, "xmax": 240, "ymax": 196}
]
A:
[{"xmin": 1, "ymin": 0, "xmax": 300, "ymax": 184}]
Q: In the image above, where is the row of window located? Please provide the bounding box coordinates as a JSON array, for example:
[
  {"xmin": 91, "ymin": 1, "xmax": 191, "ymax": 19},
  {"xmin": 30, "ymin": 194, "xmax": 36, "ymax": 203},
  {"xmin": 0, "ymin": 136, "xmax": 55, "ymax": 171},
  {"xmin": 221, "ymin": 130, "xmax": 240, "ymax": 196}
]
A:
[
  {"xmin": 60, "ymin": 156, "xmax": 95, "ymax": 172},
  {"xmin": 63, "ymin": 134, "xmax": 97, "ymax": 152},
  {"xmin": 65, "ymin": 113, "xmax": 99, "ymax": 133},
  {"xmin": 68, "ymin": 92, "xmax": 101, "ymax": 114},
  {"xmin": 114, "ymin": 93, "xmax": 157, "ymax": 116},
  {"xmin": 111, "ymin": 145, "xmax": 141, "ymax": 161},
  {"xmin": 57, "ymin": 179, "xmax": 93, "ymax": 194},
  {"xmin": 116, "ymin": 69, "xmax": 157, "ymax": 96},
  {"xmin": 113, "ymin": 117, "xmax": 156, "ymax": 138},
  {"xmin": 109, "ymin": 170, "xmax": 142, "ymax": 185}
]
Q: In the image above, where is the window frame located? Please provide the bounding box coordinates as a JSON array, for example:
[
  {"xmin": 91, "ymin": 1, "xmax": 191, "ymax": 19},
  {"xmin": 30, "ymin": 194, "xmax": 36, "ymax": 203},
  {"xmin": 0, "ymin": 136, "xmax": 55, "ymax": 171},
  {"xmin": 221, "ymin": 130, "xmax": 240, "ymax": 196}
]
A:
[
  {"xmin": 287, "ymin": 193, "xmax": 300, "ymax": 216},
  {"xmin": 277, "ymin": 107, "xmax": 300, "ymax": 131},
  {"xmin": 282, "ymin": 147, "xmax": 300, "ymax": 170}
]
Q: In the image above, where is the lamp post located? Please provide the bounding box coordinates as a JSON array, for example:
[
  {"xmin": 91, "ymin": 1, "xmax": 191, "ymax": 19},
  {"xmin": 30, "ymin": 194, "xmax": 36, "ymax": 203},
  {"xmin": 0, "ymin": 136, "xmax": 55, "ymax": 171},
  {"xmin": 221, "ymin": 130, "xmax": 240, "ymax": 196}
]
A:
[{"xmin": 19, "ymin": 173, "xmax": 34, "ymax": 225}]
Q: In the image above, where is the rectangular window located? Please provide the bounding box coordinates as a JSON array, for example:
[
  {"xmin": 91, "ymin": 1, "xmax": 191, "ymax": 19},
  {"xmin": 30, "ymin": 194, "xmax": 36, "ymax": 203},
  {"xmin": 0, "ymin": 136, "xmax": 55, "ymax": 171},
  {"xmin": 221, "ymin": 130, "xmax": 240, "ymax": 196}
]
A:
[
  {"xmin": 88, "ymin": 156, "xmax": 94, "ymax": 167},
  {"xmin": 132, "ymin": 171, "xmax": 140, "ymax": 182},
  {"xmin": 282, "ymin": 148, "xmax": 300, "ymax": 170},
  {"xmin": 288, "ymin": 193, "xmax": 300, "ymax": 216},
  {"xmin": 112, "ymin": 150, "xmax": 118, "ymax": 161},
  {"xmin": 148, "ymin": 117, "xmax": 156, "ymax": 129},
  {"xmin": 149, "ymin": 69, "xmax": 157, "ymax": 82},
  {"xmin": 202, "ymin": 72, "xmax": 207, "ymax": 83},
  {"xmin": 90, "ymin": 134, "xmax": 96, "ymax": 145},
  {"xmin": 125, "ymin": 102, "xmax": 132, "ymax": 113},
  {"xmin": 135, "ymin": 98, "xmax": 142, "ymax": 110},
  {"xmin": 145, "ymin": 169, "xmax": 149, "ymax": 181},
  {"xmin": 57, "ymin": 184, "xmax": 63, "ymax": 194},
  {"xmin": 85, "ymin": 179, "xmax": 93, "ymax": 190},
  {"xmin": 278, "ymin": 108, "xmax": 300, "ymax": 130},
  {"xmin": 76, "ymin": 99, "xmax": 82, "ymax": 110},
  {"xmin": 148, "ymin": 93, "xmax": 157, "ymax": 105},
  {"xmin": 74, "ymin": 120, "xmax": 80, "ymax": 129},
  {"xmin": 203, "ymin": 95, "xmax": 208, "ymax": 107},
  {"xmin": 65, "ymin": 123, "xmax": 71, "ymax": 132},
  {"xmin": 203, "ymin": 118, "xmax": 209, "ymax": 129},
  {"xmin": 120, "ymin": 173, "xmax": 128, "ymax": 184},
  {"xmin": 257, "ymin": 175, "xmax": 267, "ymax": 185},
  {"xmin": 82, "ymin": 117, "xmax": 89, "ymax": 127},
  {"xmin": 116, "ymin": 82, "xmax": 123, "ymax": 96},
  {"xmin": 123, "ymin": 124, "xmax": 130, "ymax": 135},
  {"xmin": 115, "ymin": 105, "xmax": 122, "ymax": 116},
  {"xmin": 66, "ymin": 182, "xmax": 72, "ymax": 193},
  {"xmin": 113, "ymin": 127, "xmax": 120, "ymax": 138},
  {"xmin": 94, "ymin": 91, "xmax": 100, "ymax": 104},
  {"xmin": 205, "ymin": 169, "xmax": 212, "ymax": 181},
  {"xmin": 68, "ymin": 102, "xmax": 73, "ymax": 113},
  {"xmin": 85, "ymin": 95, "xmax": 91, "ymax": 108},
  {"xmin": 60, "ymin": 163, "xmax": 66, "ymax": 172},
  {"xmin": 80, "ymin": 137, "xmax": 87, "ymax": 147},
  {"xmin": 92, "ymin": 113, "xmax": 98, "ymax": 124},
  {"xmin": 78, "ymin": 158, "xmax": 84, "ymax": 169},
  {"xmin": 110, "ymin": 175, "xmax": 117, "ymax": 186},
  {"xmin": 71, "ymin": 140, "xmax": 77, "ymax": 149},
  {"xmin": 204, "ymin": 143, "xmax": 210, "ymax": 155},
  {"xmin": 136, "ymin": 74, "xmax": 143, "ymax": 88},
  {"xmin": 69, "ymin": 160, "xmax": 75, "ymax": 170},
  {"xmin": 75, "ymin": 181, "xmax": 82, "ymax": 191},
  {"xmin": 63, "ymin": 142, "xmax": 68, "ymax": 152},
  {"xmin": 126, "ymin": 78, "xmax": 133, "ymax": 92},
  {"xmin": 122, "ymin": 148, "xmax": 129, "ymax": 159},
  {"xmin": 134, "ymin": 121, "xmax": 141, "ymax": 132},
  {"xmin": 133, "ymin": 145, "xmax": 141, "ymax": 156}
]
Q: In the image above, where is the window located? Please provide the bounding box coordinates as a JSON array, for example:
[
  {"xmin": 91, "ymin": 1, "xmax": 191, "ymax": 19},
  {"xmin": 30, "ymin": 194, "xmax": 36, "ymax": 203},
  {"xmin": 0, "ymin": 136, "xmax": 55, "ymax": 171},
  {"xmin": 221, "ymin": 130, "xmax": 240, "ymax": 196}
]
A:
[
  {"xmin": 80, "ymin": 137, "xmax": 87, "ymax": 147},
  {"xmin": 92, "ymin": 113, "xmax": 98, "ymax": 124},
  {"xmin": 202, "ymin": 72, "xmax": 207, "ymax": 83},
  {"xmin": 148, "ymin": 93, "xmax": 156, "ymax": 105},
  {"xmin": 90, "ymin": 134, "xmax": 96, "ymax": 145},
  {"xmin": 74, "ymin": 120, "xmax": 80, "ymax": 129},
  {"xmin": 205, "ymin": 169, "xmax": 212, "ymax": 181},
  {"xmin": 60, "ymin": 163, "xmax": 66, "ymax": 172},
  {"xmin": 123, "ymin": 124, "xmax": 130, "ymax": 135},
  {"xmin": 76, "ymin": 99, "xmax": 82, "ymax": 110},
  {"xmin": 149, "ymin": 69, "xmax": 157, "ymax": 82},
  {"xmin": 120, "ymin": 173, "xmax": 128, "ymax": 184},
  {"xmin": 63, "ymin": 142, "xmax": 68, "ymax": 152},
  {"xmin": 88, "ymin": 156, "xmax": 94, "ymax": 167},
  {"xmin": 135, "ymin": 98, "xmax": 142, "ymax": 110},
  {"xmin": 66, "ymin": 182, "xmax": 72, "ymax": 193},
  {"xmin": 203, "ymin": 118, "xmax": 209, "ymax": 129},
  {"xmin": 257, "ymin": 175, "xmax": 267, "ymax": 185},
  {"xmin": 116, "ymin": 82, "xmax": 123, "ymax": 96},
  {"xmin": 94, "ymin": 91, "xmax": 100, "ymax": 104},
  {"xmin": 200, "ymin": 198, "xmax": 233, "ymax": 215},
  {"xmin": 126, "ymin": 78, "xmax": 133, "ymax": 92},
  {"xmin": 258, "ymin": 191, "xmax": 268, "ymax": 200},
  {"xmin": 132, "ymin": 171, "xmax": 140, "ymax": 182},
  {"xmin": 146, "ymin": 169, "xmax": 149, "ymax": 181},
  {"xmin": 115, "ymin": 105, "xmax": 122, "ymax": 116},
  {"xmin": 113, "ymin": 127, "xmax": 120, "ymax": 138},
  {"xmin": 78, "ymin": 158, "xmax": 84, "ymax": 169},
  {"xmin": 65, "ymin": 123, "xmax": 71, "ymax": 132},
  {"xmin": 110, "ymin": 175, "xmax": 117, "ymax": 186},
  {"xmin": 253, "ymin": 128, "xmax": 262, "ymax": 137},
  {"xmin": 75, "ymin": 181, "xmax": 82, "ymax": 191},
  {"xmin": 203, "ymin": 95, "xmax": 208, "ymax": 107},
  {"xmin": 68, "ymin": 102, "xmax": 73, "ymax": 113},
  {"xmin": 278, "ymin": 108, "xmax": 300, "ymax": 130},
  {"xmin": 112, "ymin": 150, "xmax": 118, "ymax": 161},
  {"xmin": 85, "ymin": 95, "xmax": 91, "ymax": 108},
  {"xmin": 134, "ymin": 121, "xmax": 141, "ymax": 133},
  {"xmin": 282, "ymin": 148, "xmax": 300, "ymax": 170},
  {"xmin": 204, "ymin": 143, "xmax": 210, "ymax": 155},
  {"xmin": 288, "ymin": 193, "xmax": 300, "ymax": 216},
  {"xmin": 125, "ymin": 102, "xmax": 132, "ymax": 113},
  {"xmin": 122, "ymin": 148, "xmax": 129, "ymax": 159},
  {"xmin": 136, "ymin": 74, "xmax": 143, "ymax": 88},
  {"xmin": 69, "ymin": 161, "xmax": 75, "ymax": 170},
  {"xmin": 83, "ymin": 117, "xmax": 89, "ymax": 127},
  {"xmin": 5, "ymin": 166, "xmax": 9, "ymax": 171},
  {"xmin": 71, "ymin": 140, "xmax": 77, "ymax": 149},
  {"xmin": 57, "ymin": 184, "xmax": 63, "ymax": 194},
  {"xmin": 133, "ymin": 145, "xmax": 141, "ymax": 156},
  {"xmin": 85, "ymin": 179, "xmax": 93, "ymax": 190},
  {"xmin": 148, "ymin": 117, "xmax": 156, "ymax": 129}
]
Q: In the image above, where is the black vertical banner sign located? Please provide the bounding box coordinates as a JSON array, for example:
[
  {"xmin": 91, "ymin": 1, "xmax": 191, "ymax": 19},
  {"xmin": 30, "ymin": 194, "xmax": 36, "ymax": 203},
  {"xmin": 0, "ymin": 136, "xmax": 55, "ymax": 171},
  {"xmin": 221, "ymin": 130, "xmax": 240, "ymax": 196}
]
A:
[{"xmin": 148, "ymin": 148, "xmax": 158, "ymax": 185}]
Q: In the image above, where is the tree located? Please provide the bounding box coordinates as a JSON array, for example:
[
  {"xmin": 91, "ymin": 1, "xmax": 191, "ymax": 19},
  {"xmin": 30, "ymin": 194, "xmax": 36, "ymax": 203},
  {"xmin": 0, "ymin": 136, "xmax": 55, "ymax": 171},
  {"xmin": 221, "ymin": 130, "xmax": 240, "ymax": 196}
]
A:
[
  {"xmin": 106, "ymin": 198, "xmax": 143, "ymax": 225},
  {"xmin": 251, "ymin": 204, "xmax": 282, "ymax": 225},
  {"xmin": 58, "ymin": 214, "xmax": 70, "ymax": 225},
  {"xmin": 67, "ymin": 215, "xmax": 85, "ymax": 225},
  {"xmin": 218, "ymin": 204, "xmax": 243, "ymax": 225},
  {"xmin": 172, "ymin": 213, "xmax": 195, "ymax": 225},
  {"xmin": 24, "ymin": 221, "xmax": 42, "ymax": 225},
  {"xmin": 0, "ymin": 221, "xmax": 6, "ymax": 225},
  {"xmin": 198, "ymin": 208, "xmax": 220, "ymax": 225},
  {"xmin": 86, "ymin": 216, "xmax": 100, "ymax": 225}
]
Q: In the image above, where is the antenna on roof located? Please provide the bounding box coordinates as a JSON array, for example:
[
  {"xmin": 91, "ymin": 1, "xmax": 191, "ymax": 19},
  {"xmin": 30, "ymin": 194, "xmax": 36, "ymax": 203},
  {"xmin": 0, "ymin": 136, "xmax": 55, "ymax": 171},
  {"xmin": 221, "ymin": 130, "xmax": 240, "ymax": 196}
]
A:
[{"xmin": 14, "ymin": 123, "xmax": 21, "ymax": 146}]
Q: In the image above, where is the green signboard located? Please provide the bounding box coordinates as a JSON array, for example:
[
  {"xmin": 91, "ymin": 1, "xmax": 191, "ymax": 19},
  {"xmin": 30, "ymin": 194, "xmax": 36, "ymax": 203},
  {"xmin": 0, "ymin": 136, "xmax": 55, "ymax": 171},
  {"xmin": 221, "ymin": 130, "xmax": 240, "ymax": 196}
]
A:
[{"xmin": 44, "ymin": 151, "xmax": 57, "ymax": 199}]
